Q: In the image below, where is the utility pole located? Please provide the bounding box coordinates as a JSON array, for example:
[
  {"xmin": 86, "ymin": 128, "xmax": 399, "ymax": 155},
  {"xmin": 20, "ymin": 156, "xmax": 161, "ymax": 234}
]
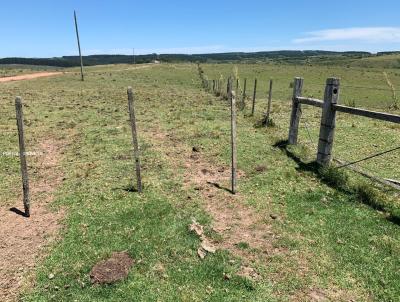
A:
[
  {"xmin": 74, "ymin": 10, "xmax": 84, "ymax": 81},
  {"xmin": 133, "ymin": 48, "xmax": 136, "ymax": 64}
]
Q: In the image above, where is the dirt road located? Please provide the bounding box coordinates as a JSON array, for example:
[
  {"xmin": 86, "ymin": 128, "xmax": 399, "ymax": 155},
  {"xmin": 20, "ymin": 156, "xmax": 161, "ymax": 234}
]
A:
[{"xmin": 0, "ymin": 72, "xmax": 63, "ymax": 83}]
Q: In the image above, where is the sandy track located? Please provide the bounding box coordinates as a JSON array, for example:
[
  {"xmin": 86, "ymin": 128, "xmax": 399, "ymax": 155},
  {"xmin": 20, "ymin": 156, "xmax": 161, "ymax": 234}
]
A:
[
  {"xmin": 0, "ymin": 72, "xmax": 63, "ymax": 83},
  {"xmin": 0, "ymin": 139, "xmax": 65, "ymax": 301}
]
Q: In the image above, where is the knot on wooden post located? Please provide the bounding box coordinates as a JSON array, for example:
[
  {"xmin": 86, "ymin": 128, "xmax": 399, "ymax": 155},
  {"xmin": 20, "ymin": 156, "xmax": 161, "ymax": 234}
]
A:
[{"xmin": 317, "ymin": 78, "xmax": 340, "ymax": 166}]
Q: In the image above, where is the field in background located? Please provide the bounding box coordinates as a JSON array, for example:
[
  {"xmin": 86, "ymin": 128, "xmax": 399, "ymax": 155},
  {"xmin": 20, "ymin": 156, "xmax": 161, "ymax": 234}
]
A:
[{"xmin": 0, "ymin": 62, "xmax": 399, "ymax": 301}]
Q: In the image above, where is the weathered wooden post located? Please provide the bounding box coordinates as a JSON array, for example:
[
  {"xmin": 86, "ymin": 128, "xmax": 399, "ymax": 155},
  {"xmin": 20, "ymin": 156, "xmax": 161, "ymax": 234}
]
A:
[
  {"xmin": 229, "ymin": 83, "xmax": 237, "ymax": 194},
  {"xmin": 127, "ymin": 87, "xmax": 143, "ymax": 193},
  {"xmin": 264, "ymin": 79, "xmax": 274, "ymax": 125},
  {"xmin": 239, "ymin": 78, "xmax": 247, "ymax": 110},
  {"xmin": 288, "ymin": 77, "xmax": 304, "ymax": 144},
  {"xmin": 251, "ymin": 78, "xmax": 257, "ymax": 116},
  {"xmin": 212, "ymin": 80, "xmax": 215, "ymax": 93},
  {"xmin": 317, "ymin": 78, "xmax": 340, "ymax": 165},
  {"xmin": 74, "ymin": 10, "xmax": 84, "ymax": 81},
  {"xmin": 15, "ymin": 97, "xmax": 30, "ymax": 217}
]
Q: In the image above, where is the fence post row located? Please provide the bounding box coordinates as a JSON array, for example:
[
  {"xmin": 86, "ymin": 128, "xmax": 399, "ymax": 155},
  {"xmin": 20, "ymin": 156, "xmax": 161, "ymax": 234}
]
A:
[
  {"xmin": 317, "ymin": 78, "xmax": 340, "ymax": 165},
  {"xmin": 15, "ymin": 97, "xmax": 30, "ymax": 217},
  {"xmin": 288, "ymin": 77, "xmax": 304, "ymax": 144},
  {"xmin": 251, "ymin": 78, "xmax": 257, "ymax": 116},
  {"xmin": 127, "ymin": 87, "xmax": 143, "ymax": 193}
]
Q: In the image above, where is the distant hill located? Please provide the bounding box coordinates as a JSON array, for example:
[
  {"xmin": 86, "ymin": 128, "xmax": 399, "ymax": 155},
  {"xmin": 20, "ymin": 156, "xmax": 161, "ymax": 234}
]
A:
[{"xmin": 0, "ymin": 50, "xmax": 376, "ymax": 67}]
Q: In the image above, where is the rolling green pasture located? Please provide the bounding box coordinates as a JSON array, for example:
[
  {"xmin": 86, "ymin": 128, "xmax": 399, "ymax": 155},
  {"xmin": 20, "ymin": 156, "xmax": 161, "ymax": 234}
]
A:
[{"xmin": 0, "ymin": 62, "xmax": 399, "ymax": 301}]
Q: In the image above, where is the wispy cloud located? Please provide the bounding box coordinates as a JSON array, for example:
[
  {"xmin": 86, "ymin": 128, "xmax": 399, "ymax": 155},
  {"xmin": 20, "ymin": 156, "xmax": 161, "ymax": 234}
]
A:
[{"xmin": 293, "ymin": 27, "xmax": 400, "ymax": 44}]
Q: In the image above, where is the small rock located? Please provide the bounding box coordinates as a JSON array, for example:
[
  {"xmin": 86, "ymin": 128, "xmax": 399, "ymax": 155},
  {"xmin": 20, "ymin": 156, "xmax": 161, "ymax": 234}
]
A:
[
  {"xmin": 197, "ymin": 248, "xmax": 207, "ymax": 259},
  {"xmin": 270, "ymin": 214, "xmax": 278, "ymax": 220},
  {"xmin": 255, "ymin": 165, "xmax": 267, "ymax": 173},
  {"xmin": 192, "ymin": 146, "xmax": 201, "ymax": 152},
  {"xmin": 201, "ymin": 240, "xmax": 216, "ymax": 253},
  {"xmin": 189, "ymin": 219, "xmax": 204, "ymax": 236},
  {"xmin": 48, "ymin": 273, "xmax": 55, "ymax": 280}
]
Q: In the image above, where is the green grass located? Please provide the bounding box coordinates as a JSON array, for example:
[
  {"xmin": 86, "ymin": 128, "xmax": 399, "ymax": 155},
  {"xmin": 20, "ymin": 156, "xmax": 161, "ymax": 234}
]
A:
[{"xmin": 0, "ymin": 62, "xmax": 399, "ymax": 301}]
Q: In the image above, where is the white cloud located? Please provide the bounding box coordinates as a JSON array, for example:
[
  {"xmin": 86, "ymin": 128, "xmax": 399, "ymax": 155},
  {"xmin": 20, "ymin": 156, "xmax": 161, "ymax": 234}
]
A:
[{"xmin": 293, "ymin": 27, "xmax": 400, "ymax": 44}]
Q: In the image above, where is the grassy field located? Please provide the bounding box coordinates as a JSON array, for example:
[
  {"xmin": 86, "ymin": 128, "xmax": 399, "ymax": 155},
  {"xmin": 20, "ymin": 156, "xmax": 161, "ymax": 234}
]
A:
[{"xmin": 0, "ymin": 62, "xmax": 399, "ymax": 301}]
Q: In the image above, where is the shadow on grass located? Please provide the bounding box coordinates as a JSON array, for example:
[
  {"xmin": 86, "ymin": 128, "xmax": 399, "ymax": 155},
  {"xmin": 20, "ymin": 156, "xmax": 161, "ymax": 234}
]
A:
[
  {"xmin": 206, "ymin": 181, "xmax": 233, "ymax": 194},
  {"xmin": 111, "ymin": 184, "xmax": 139, "ymax": 193},
  {"xmin": 273, "ymin": 139, "xmax": 400, "ymax": 226}
]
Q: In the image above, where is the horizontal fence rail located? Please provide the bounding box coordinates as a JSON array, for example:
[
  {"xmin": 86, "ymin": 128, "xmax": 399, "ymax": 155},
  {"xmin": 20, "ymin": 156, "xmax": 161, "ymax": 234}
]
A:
[
  {"xmin": 333, "ymin": 104, "xmax": 400, "ymax": 124},
  {"xmin": 296, "ymin": 97, "xmax": 323, "ymax": 108},
  {"xmin": 289, "ymin": 77, "xmax": 400, "ymax": 190},
  {"xmin": 295, "ymin": 97, "xmax": 400, "ymax": 123}
]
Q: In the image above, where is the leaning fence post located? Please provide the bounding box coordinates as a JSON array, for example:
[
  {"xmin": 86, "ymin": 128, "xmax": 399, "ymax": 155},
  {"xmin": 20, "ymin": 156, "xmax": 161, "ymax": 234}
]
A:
[
  {"xmin": 251, "ymin": 78, "xmax": 257, "ymax": 116},
  {"xmin": 317, "ymin": 78, "xmax": 340, "ymax": 165},
  {"xmin": 264, "ymin": 79, "xmax": 274, "ymax": 125},
  {"xmin": 127, "ymin": 87, "xmax": 143, "ymax": 193},
  {"xmin": 15, "ymin": 97, "xmax": 30, "ymax": 217},
  {"xmin": 229, "ymin": 84, "xmax": 237, "ymax": 194},
  {"xmin": 288, "ymin": 77, "xmax": 304, "ymax": 144}
]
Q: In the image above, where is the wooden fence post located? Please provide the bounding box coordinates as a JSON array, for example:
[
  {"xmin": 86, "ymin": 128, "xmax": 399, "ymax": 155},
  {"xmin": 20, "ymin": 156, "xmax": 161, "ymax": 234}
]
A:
[
  {"xmin": 127, "ymin": 87, "xmax": 143, "ymax": 192},
  {"xmin": 317, "ymin": 78, "xmax": 340, "ymax": 165},
  {"xmin": 264, "ymin": 79, "xmax": 274, "ymax": 125},
  {"xmin": 288, "ymin": 77, "xmax": 304, "ymax": 144},
  {"xmin": 15, "ymin": 97, "xmax": 30, "ymax": 217},
  {"xmin": 251, "ymin": 78, "xmax": 257, "ymax": 116},
  {"xmin": 239, "ymin": 78, "xmax": 247, "ymax": 110},
  {"xmin": 229, "ymin": 84, "xmax": 237, "ymax": 194}
]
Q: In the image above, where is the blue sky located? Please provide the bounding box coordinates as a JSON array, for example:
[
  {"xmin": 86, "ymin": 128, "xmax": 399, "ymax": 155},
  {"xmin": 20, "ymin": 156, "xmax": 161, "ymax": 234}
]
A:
[{"xmin": 1, "ymin": 0, "xmax": 400, "ymax": 57}]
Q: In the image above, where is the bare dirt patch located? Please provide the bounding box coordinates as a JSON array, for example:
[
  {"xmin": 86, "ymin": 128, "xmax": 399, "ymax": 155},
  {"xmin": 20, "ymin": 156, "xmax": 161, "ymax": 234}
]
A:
[
  {"xmin": 146, "ymin": 129, "xmax": 275, "ymax": 270},
  {"xmin": 0, "ymin": 138, "xmax": 65, "ymax": 301},
  {"xmin": 90, "ymin": 252, "xmax": 134, "ymax": 285},
  {"xmin": 0, "ymin": 72, "xmax": 63, "ymax": 83}
]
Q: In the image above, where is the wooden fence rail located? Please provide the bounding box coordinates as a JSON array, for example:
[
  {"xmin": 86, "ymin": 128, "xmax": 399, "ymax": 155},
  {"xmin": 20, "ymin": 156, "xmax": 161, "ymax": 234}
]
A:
[{"xmin": 288, "ymin": 77, "xmax": 400, "ymax": 166}]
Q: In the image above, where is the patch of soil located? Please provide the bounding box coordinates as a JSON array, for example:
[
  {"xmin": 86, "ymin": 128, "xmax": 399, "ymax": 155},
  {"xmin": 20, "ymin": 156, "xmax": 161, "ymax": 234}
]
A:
[
  {"xmin": 0, "ymin": 139, "xmax": 65, "ymax": 301},
  {"xmin": 146, "ymin": 128, "xmax": 274, "ymax": 266},
  {"xmin": 0, "ymin": 72, "xmax": 63, "ymax": 83},
  {"xmin": 90, "ymin": 252, "xmax": 134, "ymax": 285}
]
